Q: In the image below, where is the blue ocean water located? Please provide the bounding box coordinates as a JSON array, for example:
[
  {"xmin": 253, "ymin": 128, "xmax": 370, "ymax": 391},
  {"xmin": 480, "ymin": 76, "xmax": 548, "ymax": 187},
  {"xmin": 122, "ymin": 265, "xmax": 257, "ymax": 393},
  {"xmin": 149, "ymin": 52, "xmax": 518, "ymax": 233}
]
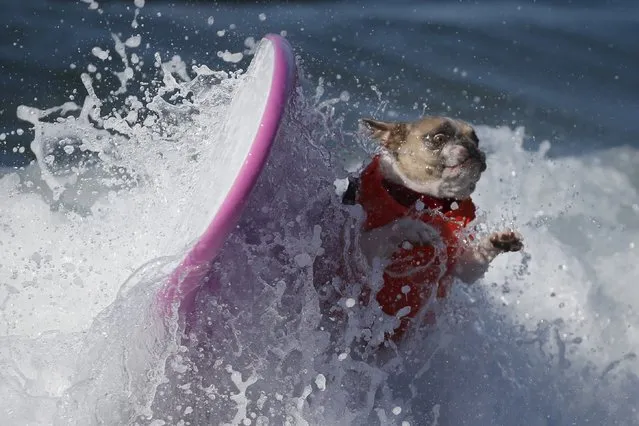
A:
[
  {"xmin": 1, "ymin": 0, "xmax": 637, "ymax": 165},
  {"xmin": 1, "ymin": 1, "xmax": 638, "ymax": 425}
]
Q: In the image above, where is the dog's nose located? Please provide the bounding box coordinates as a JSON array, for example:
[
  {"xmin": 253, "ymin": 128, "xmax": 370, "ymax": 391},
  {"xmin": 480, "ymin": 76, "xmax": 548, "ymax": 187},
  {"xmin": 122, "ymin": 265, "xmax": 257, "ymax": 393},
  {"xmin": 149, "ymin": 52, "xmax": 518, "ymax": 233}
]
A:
[{"xmin": 466, "ymin": 144, "xmax": 487, "ymax": 172}]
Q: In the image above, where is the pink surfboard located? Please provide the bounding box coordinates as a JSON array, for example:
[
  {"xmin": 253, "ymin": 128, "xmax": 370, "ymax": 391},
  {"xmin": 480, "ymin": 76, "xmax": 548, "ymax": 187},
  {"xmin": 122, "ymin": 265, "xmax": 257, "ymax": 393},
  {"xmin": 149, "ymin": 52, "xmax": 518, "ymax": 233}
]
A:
[{"xmin": 157, "ymin": 34, "xmax": 296, "ymax": 316}]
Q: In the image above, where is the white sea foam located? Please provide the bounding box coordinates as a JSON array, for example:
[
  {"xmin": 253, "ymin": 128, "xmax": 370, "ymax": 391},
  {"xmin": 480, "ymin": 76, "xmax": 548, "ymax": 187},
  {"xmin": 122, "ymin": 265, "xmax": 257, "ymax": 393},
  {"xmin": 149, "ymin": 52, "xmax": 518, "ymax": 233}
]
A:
[{"xmin": 0, "ymin": 6, "xmax": 638, "ymax": 426}]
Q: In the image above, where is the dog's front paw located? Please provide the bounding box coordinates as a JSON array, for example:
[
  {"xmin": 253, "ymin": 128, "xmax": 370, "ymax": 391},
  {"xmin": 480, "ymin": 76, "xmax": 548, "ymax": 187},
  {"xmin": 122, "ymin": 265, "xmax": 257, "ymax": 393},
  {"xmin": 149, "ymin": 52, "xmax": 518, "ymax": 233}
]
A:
[
  {"xmin": 455, "ymin": 230, "xmax": 523, "ymax": 282},
  {"xmin": 489, "ymin": 230, "xmax": 523, "ymax": 252},
  {"xmin": 391, "ymin": 217, "xmax": 439, "ymax": 247}
]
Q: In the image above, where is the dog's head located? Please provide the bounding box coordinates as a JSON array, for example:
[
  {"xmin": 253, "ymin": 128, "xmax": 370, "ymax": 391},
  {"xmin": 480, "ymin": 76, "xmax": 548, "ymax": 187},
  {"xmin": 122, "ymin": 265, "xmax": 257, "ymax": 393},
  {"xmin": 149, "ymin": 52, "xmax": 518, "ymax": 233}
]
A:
[{"xmin": 361, "ymin": 116, "xmax": 487, "ymax": 200}]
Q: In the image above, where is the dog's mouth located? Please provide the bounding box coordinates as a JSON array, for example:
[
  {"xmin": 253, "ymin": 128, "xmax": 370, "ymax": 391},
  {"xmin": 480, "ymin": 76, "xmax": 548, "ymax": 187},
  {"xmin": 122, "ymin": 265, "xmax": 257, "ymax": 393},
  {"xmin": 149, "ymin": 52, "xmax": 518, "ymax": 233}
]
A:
[
  {"xmin": 445, "ymin": 158, "xmax": 470, "ymax": 170},
  {"xmin": 445, "ymin": 156, "xmax": 486, "ymax": 173}
]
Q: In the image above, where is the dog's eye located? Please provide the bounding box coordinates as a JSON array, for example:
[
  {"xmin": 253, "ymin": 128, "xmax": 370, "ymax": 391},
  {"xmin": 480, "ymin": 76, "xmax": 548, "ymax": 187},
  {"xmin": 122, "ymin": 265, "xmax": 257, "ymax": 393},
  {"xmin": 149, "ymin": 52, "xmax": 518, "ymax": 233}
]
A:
[{"xmin": 432, "ymin": 133, "xmax": 448, "ymax": 144}]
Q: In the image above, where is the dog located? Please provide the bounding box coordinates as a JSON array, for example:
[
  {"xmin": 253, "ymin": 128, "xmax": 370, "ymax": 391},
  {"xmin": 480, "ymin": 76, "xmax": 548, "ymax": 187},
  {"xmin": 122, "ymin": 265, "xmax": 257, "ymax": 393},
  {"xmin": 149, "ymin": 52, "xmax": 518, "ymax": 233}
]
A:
[{"xmin": 339, "ymin": 116, "xmax": 523, "ymax": 339}]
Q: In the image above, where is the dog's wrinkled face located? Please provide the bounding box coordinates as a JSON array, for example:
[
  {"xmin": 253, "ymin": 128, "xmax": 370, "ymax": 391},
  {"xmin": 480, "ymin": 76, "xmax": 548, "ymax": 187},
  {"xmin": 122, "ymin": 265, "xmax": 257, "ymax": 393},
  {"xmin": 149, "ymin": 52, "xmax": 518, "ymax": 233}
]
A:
[{"xmin": 362, "ymin": 116, "xmax": 487, "ymax": 199}]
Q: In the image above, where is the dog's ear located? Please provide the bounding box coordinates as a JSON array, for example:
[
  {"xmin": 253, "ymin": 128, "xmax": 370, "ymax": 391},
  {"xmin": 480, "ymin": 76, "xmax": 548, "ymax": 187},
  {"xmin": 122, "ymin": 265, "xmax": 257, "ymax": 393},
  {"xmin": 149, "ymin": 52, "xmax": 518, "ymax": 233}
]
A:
[{"xmin": 360, "ymin": 118, "xmax": 407, "ymax": 152}]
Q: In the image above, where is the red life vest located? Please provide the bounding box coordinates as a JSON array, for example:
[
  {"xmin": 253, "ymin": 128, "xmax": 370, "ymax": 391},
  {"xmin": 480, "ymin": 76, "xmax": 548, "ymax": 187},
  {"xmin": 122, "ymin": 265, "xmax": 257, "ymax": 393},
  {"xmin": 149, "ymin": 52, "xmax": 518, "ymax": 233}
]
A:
[{"xmin": 357, "ymin": 155, "xmax": 476, "ymax": 336}]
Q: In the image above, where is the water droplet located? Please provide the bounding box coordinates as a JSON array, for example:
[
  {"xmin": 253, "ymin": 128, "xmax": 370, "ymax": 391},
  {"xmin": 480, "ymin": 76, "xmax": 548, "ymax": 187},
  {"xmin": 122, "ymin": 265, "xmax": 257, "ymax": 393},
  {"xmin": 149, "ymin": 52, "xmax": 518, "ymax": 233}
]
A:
[{"xmin": 314, "ymin": 374, "xmax": 326, "ymax": 391}]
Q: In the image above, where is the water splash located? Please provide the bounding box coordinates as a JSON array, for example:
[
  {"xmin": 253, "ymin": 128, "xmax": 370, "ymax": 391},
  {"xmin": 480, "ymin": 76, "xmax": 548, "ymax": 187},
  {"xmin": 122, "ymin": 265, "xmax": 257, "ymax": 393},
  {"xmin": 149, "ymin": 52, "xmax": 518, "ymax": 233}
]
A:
[{"xmin": 1, "ymin": 13, "xmax": 248, "ymax": 423}]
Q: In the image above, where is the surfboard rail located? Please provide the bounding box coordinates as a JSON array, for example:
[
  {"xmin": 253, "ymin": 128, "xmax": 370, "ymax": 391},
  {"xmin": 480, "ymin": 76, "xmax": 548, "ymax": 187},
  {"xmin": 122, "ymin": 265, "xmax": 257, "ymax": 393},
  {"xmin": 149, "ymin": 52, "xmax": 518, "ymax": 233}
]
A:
[{"xmin": 156, "ymin": 34, "xmax": 296, "ymax": 317}]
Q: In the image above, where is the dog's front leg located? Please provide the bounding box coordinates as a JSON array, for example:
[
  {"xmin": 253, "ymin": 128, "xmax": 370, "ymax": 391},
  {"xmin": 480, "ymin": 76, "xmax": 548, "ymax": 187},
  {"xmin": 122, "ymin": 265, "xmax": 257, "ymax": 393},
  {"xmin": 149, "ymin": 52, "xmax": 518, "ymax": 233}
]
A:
[
  {"xmin": 454, "ymin": 230, "xmax": 523, "ymax": 284},
  {"xmin": 359, "ymin": 217, "xmax": 440, "ymax": 266}
]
